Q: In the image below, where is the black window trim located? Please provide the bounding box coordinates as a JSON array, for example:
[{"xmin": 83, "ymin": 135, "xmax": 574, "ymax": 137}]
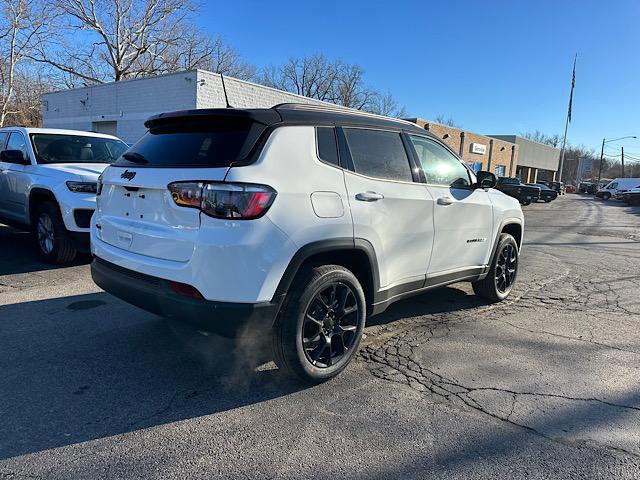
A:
[
  {"xmin": 337, "ymin": 126, "xmax": 421, "ymax": 185},
  {"xmin": 404, "ymin": 133, "xmax": 477, "ymax": 189}
]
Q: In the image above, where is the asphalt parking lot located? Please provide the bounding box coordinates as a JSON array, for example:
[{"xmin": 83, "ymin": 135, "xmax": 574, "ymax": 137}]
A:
[{"xmin": 1, "ymin": 195, "xmax": 639, "ymax": 479}]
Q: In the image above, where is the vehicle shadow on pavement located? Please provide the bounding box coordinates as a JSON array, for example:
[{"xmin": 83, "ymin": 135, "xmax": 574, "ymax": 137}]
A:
[
  {"xmin": 0, "ymin": 292, "xmax": 303, "ymax": 460},
  {"xmin": 0, "ymin": 224, "xmax": 89, "ymax": 275}
]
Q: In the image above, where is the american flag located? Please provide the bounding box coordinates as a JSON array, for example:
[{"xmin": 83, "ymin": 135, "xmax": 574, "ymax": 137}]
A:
[{"xmin": 568, "ymin": 56, "xmax": 576, "ymax": 123}]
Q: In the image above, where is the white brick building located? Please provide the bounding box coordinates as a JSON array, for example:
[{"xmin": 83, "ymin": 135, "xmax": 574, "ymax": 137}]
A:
[{"xmin": 42, "ymin": 70, "xmax": 332, "ymax": 144}]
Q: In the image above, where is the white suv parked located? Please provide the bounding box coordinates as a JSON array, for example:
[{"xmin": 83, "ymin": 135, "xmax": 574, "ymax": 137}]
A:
[
  {"xmin": 90, "ymin": 104, "xmax": 524, "ymax": 382},
  {"xmin": 0, "ymin": 127, "xmax": 128, "ymax": 263}
]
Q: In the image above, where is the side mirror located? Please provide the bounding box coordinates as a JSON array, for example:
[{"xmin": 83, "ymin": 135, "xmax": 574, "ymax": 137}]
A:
[
  {"xmin": 0, "ymin": 149, "xmax": 29, "ymax": 165},
  {"xmin": 476, "ymin": 170, "xmax": 497, "ymax": 189}
]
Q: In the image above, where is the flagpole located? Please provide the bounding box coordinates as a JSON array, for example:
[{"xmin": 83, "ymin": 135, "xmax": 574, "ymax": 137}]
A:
[
  {"xmin": 558, "ymin": 106, "xmax": 570, "ymax": 182},
  {"xmin": 557, "ymin": 55, "xmax": 576, "ymax": 183}
]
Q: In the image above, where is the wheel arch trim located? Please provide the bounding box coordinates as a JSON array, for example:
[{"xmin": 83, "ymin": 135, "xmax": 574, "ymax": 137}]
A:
[
  {"xmin": 28, "ymin": 187, "xmax": 59, "ymax": 225},
  {"xmin": 487, "ymin": 219, "xmax": 523, "ymax": 274},
  {"xmin": 272, "ymin": 237, "xmax": 380, "ymax": 303}
]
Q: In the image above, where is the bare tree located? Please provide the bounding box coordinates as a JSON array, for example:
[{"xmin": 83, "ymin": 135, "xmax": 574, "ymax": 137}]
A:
[
  {"xmin": 7, "ymin": 70, "xmax": 52, "ymax": 126},
  {"xmin": 367, "ymin": 91, "xmax": 406, "ymax": 118},
  {"xmin": 28, "ymin": 0, "xmax": 254, "ymax": 83},
  {"xmin": 157, "ymin": 33, "xmax": 256, "ymax": 80},
  {"xmin": 522, "ymin": 130, "xmax": 563, "ymax": 147},
  {"xmin": 259, "ymin": 54, "xmax": 338, "ymax": 101},
  {"xmin": 0, "ymin": 0, "xmax": 51, "ymax": 126},
  {"xmin": 434, "ymin": 115, "xmax": 460, "ymax": 128},
  {"xmin": 258, "ymin": 54, "xmax": 405, "ymax": 117}
]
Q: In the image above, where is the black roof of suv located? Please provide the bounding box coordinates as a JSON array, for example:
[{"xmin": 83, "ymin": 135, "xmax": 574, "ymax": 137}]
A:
[{"xmin": 145, "ymin": 103, "xmax": 432, "ymax": 137}]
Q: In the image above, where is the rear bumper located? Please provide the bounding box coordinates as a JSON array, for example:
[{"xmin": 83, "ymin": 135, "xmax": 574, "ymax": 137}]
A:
[{"xmin": 91, "ymin": 257, "xmax": 281, "ymax": 337}]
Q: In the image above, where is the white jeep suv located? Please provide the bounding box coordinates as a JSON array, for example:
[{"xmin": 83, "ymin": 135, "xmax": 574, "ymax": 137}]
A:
[
  {"xmin": 0, "ymin": 127, "xmax": 128, "ymax": 263},
  {"xmin": 90, "ymin": 104, "xmax": 524, "ymax": 382}
]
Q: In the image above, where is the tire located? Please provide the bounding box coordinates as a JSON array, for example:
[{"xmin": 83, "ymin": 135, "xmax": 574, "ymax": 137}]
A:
[
  {"xmin": 33, "ymin": 202, "xmax": 77, "ymax": 264},
  {"xmin": 521, "ymin": 200, "xmax": 531, "ymax": 206},
  {"xmin": 602, "ymin": 192, "xmax": 611, "ymax": 200},
  {"xmin": 472, "ymin": 233, "xmax": 519, "ymax": 303},
  {"xmin": 272, "ymin": 264, "xmax": 366, "ymax": 383}
]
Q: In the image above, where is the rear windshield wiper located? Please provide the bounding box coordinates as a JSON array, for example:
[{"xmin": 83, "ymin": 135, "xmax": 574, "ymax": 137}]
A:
[{"xmin": 122, "ymin": 152, "xmax": 148, "ymax": 164}]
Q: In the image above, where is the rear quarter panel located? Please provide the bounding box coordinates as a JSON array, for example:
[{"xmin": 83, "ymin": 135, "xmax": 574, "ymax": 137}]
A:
[{"xmin": 225, "ymin": 126, "xmax": 353, "ymax": 248}]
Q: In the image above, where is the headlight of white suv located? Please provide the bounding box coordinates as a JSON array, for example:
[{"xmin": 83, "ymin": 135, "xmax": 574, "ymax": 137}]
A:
[{"xmin": 66, "ymin": 181, "xmax": 98, "ymax": 194}]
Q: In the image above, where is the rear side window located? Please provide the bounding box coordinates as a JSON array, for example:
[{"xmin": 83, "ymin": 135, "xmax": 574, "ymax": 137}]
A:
[
  {"xmin": 114, "ymin": 118, "xmax": 268, "ymax": 168},
  {"xmin": 316, "ymin": 127, "xmax": 340, "ymax": 167},
  {"xmin": 344, "ymin": 128, "xmax": 413, "ymax": 182}
]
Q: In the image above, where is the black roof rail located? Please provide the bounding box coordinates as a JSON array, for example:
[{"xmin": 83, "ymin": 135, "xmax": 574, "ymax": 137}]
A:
[
  {"xmin": 272, "ymin": 102, "xmax": 351, "ymax": 111},
  {"xmin": 272, "ymin": 102, "xmax": 415, "ymax": 127}
]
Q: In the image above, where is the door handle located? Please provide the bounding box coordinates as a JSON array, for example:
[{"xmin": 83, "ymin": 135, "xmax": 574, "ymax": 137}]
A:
[
  {"xmin": 355, "ymin": 191, "xmax": 384, "ymax": 202},
  {"xmin": 437, "ymin": 196, "xmax": 453, "ymax": 206}
]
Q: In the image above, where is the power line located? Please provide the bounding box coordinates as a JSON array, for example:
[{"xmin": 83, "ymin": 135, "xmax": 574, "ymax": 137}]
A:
[
  {"xmin": 603, "ymin": 153, "xmax": 640, "ymax": 164},
  {"xmin": 604, "ymin": 147, "xmax": 640, "ymax": 157}
]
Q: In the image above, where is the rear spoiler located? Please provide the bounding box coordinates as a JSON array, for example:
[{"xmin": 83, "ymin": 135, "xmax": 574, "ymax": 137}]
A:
[{"xmin": 144, "ymin": 108, "xmax": 282, "ymax": 129}]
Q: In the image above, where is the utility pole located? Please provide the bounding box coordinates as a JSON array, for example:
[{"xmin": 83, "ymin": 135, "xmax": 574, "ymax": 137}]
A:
[
  {"xmin": 621, "ymin": 146, "xmax": 625, "ymax": 178},
  {"xmin": 596, "ymin": 137, "xmax": 605, "ymax": 185}
]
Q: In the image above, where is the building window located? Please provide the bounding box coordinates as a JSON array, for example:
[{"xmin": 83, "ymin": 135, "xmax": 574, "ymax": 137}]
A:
[{"xmin": 494, "ymin": 165, "xmax": 506, "ymax": 176}]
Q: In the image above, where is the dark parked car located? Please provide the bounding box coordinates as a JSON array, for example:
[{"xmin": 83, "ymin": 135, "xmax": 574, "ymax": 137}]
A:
[
  {"xmin": 578, "ymin": 182, "xmax": 596, "ymax": 194},
  {"xmin": 529, "ymin": 183, "xmax": 558, "ymax": 202},
  {"xmin": 548, "ymin": 181, "xmax": 565, "ymax": 195},
  {"xmin": 496, "ymin": 177, "xmax": 541, "ymax": 205},
  {"xmin": 622, "ymin": 188, "xmax": 640, "ymax": 206}
]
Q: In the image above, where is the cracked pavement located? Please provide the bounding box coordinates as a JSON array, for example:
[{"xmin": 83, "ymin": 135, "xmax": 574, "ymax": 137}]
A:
[{"xmin": 1, "ymin": 195, "xmax": 640, "ymax": 479}]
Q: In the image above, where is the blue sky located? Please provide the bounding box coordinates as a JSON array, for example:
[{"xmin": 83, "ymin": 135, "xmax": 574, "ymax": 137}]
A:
[{"xmin": 199, "ymin": 0, "xmax": 640, "ymax": 156}]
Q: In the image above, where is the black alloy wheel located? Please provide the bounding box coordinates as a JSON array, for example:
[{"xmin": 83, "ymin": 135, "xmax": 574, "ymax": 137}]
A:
[
  {"xmin": 472, "ymin": 233, "xmax": 519, "ymax": 303},
  {"xmin": 302, "ymin": 282, "xmax": 359, "ymax": 368},
  {"xmin": 272, "ymin": 264, "xmax": 366, "ymax": 383},
  {"xmin": 495, "ymin": 243, "xmax": 517, "ymax": 294}
]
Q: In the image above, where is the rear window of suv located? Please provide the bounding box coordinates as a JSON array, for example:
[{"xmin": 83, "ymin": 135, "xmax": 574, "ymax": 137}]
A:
[{"xmin": 114, "ymin": 118, "xmax": 267, "ymax": 168}]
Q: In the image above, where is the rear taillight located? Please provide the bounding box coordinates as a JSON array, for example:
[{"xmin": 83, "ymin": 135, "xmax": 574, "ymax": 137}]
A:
[
  {"xmin": 168, "ymin": 181, "xmax": 203, "ymax": 208},
  {"xmin": 168, "ymin": 182, "xmax": 276, "ymax": 220}
]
